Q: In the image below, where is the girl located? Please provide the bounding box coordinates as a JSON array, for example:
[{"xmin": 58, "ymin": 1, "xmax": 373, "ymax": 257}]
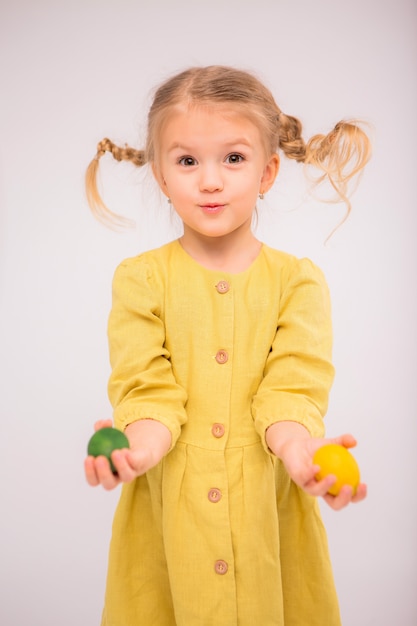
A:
[{"xmin": 84, "ymin": 65, "xmax": 370, "ymax": 626}]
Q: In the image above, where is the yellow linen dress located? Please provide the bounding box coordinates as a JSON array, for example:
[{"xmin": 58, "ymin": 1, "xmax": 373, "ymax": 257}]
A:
[{"xmin": 102, "ymin": 240, "xmax": 341, "ymax": 626}]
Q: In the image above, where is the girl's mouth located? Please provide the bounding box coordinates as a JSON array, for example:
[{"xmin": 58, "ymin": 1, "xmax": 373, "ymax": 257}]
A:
[{"xmin": 200, "ymin": 204, "xmax": 225, "ymax": 213}]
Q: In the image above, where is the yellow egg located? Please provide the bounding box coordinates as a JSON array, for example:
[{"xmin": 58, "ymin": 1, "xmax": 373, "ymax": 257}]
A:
[{"xmin": 313, "ymin": 444, "xmax": 360, "ymax": 496}]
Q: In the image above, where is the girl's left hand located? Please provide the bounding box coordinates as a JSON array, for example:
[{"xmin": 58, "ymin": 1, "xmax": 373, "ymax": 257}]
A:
[{"xmin": 266, "ymin": 424, "xmax": 367, "ymax": 510}]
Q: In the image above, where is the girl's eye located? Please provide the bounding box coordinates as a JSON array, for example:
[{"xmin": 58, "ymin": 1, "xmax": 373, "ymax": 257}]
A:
[
  {"xmin": 225, "ymin": 153, "xmax": 244, "ymax": 164},
  {"xmin": 178, "ymin": 156, "xmax": 197, "ymax": 166}
]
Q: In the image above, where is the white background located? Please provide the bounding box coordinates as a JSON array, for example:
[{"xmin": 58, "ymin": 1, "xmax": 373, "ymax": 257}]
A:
[{"xmin": 1, "ymin": 1, "xmax": 416, "ymax": 624}]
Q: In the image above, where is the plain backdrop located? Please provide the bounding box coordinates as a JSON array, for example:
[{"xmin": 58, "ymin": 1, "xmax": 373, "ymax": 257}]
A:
[{"xmin": 1, "ymin": 1, "xmax": 416, "ymax": 625}]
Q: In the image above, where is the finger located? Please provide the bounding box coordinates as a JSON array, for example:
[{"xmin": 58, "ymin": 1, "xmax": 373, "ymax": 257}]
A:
[
  {"xmin": 84, "ymin": 456, "xmax": 100, "ymax": 487},
  {"xmin": 323, "ymin": 485, "xmax": 355, "ymax": 511},
  {"xmin": 93, "ymin": 419, "xmax": 113, "ymax": 432},
  {"xmin": 110, "ymin": 449, "xmax": 138, "ymax": 483},
  {"xmin": 330, "ymin": 433, "xmax": 358, "ymax": 449},
  {"xmin": 351, "ymin": 483, "xmax": 367, "ymax": 503},
  {"xmin": 94, "ymin": 455, "xmax": 121, "ymax": 490},
  {"xmin": 305, "ymin": 473, "xmax": 337, "ymax": 498}
]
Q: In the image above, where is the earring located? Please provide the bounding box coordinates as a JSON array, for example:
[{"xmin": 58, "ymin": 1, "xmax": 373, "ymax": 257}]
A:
[
  {"xmin": 259, "ymin": 192, "xmax": 264, "ymax": 200},
  {"xmin": 167, "ymin": 198, "xmax": 172, "ymax": 204}
]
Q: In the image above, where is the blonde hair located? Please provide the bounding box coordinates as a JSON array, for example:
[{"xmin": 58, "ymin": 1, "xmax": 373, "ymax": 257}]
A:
[{"xmin": 86, "ymin": 65, "xmax": 371, "ymax": 228}]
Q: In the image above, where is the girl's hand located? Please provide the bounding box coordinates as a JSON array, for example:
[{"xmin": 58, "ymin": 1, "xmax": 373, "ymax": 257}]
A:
[
  {"xmin": 84, "ymin": 419, "xmax": 171, "ymax": 491},
  {"xmin": 266, "ymin": 422, "xmax": 367, "ymax": 510}
]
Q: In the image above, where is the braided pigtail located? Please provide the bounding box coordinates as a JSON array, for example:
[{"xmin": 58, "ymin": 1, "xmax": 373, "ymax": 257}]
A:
[
  {"xmin": 277, "ymin": 113, "xmax": 307, "ymax": 162},
  {"xmin": 277, "ymin": 114, "xmax": 371, "ymax": 235},
  {"xmin": 303, "ymin": 121, "xmax": 371, "ymax": 208},
  {"xmin": 85, "ymin": 138, "xmax": 146, "ymax": 228}
]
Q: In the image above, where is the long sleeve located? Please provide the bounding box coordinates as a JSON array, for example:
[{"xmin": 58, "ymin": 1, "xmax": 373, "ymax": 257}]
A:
[
  {"xmin": 107, "ymin": 256, "xmax": 188, "ymax": 449},
  {"xmin": 251, "ymin": 257, "xmax": 335, "ymax": 447}
]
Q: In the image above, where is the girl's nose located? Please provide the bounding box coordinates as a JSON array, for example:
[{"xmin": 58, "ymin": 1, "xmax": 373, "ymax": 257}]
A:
[{"xmin": 199, "ymin": 164, "xmax": 223, "ymax": 192}]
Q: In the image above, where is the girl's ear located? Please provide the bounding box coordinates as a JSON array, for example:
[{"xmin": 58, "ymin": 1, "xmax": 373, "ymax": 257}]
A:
[
  {"xmin": 260, "ymin": 153, "xmax": 280, "ymax": 194},
  {"xmin": 151, "ymin": 163, "xmax": 170, "ymax": 198}
]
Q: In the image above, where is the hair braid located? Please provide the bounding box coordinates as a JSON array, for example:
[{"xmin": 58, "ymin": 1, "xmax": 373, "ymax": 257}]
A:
[
  {"xmin": 96, "ymin": 138, "xmax": 146, "ymax": 167},
  {"xmin": 303, "ymin": 120, "xmax": 371, "ymax": 225},
  {"xmin": 276, "ymin": 112, "xmax": 371, "ymax": 237},
  {"xmin": 277, "ymin": 113, "xmax": 307, "ymax": 162},
  {"xmin": 85, "ymin": 139, "xmax": 146, "ymax": 227}
]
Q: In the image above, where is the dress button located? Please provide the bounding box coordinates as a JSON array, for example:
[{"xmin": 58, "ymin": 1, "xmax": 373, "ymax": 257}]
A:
[
  {"xmin": 211, "ymin": 423, "xmax": 225, "ymax": 438},
  {"xmin": 208, "ymin": 488, "xmax": 222, "ymax": 503},
  {"xmin": 214, "ymin": 560, "xmax": 228, "ymax": 575},
  {"xmin": 215, "ymin": 350, "xmax": 228, "ymax": 364},
  {"xmin": 215, "ymin": 280, "xmax": 230, "ymax": 294}
]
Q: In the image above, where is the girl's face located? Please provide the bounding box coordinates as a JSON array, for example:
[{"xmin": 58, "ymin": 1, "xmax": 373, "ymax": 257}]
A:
[{"xmin": 153, "ymin": 105, "xmax": 279, "ymax": 246}]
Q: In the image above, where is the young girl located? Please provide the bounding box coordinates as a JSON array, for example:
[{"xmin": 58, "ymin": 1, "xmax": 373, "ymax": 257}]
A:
[{"xmin": 84, "ymin": 65, "xmax": 370, "ymax": 626}]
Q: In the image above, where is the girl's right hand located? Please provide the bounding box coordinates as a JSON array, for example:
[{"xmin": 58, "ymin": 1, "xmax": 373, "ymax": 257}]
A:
[{"xmin": 84, "ymin": 418, "xmax": 172, "ymax": 490}]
